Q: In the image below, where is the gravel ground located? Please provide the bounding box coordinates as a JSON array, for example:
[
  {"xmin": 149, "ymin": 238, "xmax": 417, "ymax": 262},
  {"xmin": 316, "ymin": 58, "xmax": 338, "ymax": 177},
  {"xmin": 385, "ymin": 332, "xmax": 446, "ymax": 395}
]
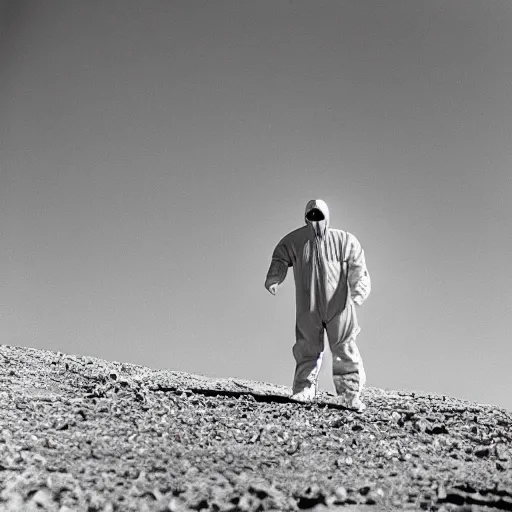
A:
[{"xmin": 0, "ymin": 344, "xmax": 511, "ymax": 512}]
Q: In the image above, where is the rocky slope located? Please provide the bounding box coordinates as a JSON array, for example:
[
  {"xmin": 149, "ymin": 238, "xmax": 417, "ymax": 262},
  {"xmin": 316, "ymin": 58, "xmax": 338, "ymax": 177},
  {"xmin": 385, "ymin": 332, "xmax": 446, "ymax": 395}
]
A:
[{"xmin": 0, "ymin": 344, "xmax": 511, "ymax": 512}]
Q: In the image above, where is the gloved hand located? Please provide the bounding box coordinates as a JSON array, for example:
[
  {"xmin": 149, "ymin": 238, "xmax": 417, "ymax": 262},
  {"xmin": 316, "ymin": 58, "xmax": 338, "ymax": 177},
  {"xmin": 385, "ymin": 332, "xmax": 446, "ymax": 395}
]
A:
[
  {"xmin": 267, "ymin": 283, "xmax": 278, "ymax": 295},
  {"xmin": 353, "ymin": 295, "xmax": 363, "ymax": 306}
]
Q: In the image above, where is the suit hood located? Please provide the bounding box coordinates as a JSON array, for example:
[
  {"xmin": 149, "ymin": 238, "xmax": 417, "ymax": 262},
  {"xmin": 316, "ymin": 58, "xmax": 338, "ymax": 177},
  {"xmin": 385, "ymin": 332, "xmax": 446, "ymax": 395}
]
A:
[{"xmin": 305, "ymin": 199, "xmax": 330, "ymax": 237}]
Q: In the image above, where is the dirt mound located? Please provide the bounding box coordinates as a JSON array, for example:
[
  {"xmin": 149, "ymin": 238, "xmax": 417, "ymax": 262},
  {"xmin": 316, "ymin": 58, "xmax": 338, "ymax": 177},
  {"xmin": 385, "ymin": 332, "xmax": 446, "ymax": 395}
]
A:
[{"xmin": 0, "ymin": 344, "xmax": 511, "ymax": 511}]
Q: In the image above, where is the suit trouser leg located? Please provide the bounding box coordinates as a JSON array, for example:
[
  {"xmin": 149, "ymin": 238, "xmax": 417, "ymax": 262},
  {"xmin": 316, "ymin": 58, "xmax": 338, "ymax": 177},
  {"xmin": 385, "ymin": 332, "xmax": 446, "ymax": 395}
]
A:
[
  {"xmin": 325, "ymin": 301, "xmax": 366, "ymax": 401},
  {"xmin": 292, "ymin": 312, "xmax": 324, "ymax": 395}
]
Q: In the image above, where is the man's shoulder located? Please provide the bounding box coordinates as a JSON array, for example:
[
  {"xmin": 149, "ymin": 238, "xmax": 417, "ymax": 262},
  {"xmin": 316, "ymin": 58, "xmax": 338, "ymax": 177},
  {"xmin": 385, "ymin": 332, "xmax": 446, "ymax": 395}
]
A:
[
  {"xmin": 327, "ymin": 227, "xmax": 349, "ymax": 240},
  {"xmin": 281, "ymin": 225, "xmax": 309, "ymax": 243},
  {"xmin": 344, "ymin": 231, "xmax": 362, "ymax": 245},
  {"xmin": 331, "ymin": 228, "xmax": 358, "ymax": 239},
  {"xmin": 328, "ymin": 229, "xmax": 362, "ymax": 251}
]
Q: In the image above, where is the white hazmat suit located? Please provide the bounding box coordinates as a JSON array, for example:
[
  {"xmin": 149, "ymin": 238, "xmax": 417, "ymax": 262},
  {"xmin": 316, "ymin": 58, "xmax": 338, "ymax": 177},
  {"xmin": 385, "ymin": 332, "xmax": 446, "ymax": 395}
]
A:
[{"xmin": 265, "ymin": 199, "xmax": 371, "ymax": 411}]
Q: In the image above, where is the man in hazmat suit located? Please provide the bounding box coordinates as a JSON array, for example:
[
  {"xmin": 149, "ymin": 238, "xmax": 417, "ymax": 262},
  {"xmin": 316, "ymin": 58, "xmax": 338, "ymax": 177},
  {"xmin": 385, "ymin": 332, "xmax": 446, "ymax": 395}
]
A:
[{"xmin": 264, "ymin": 199, "xmax": 371, "ymax": 412}]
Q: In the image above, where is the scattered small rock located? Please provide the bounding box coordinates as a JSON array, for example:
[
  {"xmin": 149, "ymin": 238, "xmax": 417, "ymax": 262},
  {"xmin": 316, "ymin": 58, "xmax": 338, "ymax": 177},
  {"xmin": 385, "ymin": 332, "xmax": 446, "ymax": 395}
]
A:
[
  {"xmin": 495, "ymin": 443, "xmax": 510, "ymax": 460},
  {"xmin": 333, "ymin": 486, "xmax": 348, "ymax": 503},
  {"xmin": 1, "ymin": 344, "xmax": 511, "ymax": 512}
]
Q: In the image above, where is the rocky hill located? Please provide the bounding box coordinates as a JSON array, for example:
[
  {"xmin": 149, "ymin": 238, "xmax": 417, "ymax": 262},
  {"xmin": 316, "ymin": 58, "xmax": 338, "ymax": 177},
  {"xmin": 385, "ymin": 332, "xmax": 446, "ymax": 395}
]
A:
[{"xmin": 0, "ymin": 344, "xmax": 511, "ymax": 512}]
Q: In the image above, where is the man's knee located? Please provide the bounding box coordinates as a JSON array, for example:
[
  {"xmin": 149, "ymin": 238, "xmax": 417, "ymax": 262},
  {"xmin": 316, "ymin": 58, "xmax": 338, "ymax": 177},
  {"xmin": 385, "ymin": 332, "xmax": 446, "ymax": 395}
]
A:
[
  {"xmin": 332, "ymin": 336, "xmax": 361, "ymax": 363},
  {"xmin": 332, "ymin": 356, "xmax": 360, "ymax": 377},
  {"xmin": 292, "ymin": 341, "xmax": 323, "ymax": 363}
]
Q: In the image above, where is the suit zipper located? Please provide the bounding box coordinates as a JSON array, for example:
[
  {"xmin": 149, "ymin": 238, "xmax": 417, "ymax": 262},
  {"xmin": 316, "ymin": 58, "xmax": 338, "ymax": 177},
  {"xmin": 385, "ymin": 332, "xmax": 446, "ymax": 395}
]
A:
[{"xmin": 315, "ymin": 234, "xmax": 327, "ymax": 320}]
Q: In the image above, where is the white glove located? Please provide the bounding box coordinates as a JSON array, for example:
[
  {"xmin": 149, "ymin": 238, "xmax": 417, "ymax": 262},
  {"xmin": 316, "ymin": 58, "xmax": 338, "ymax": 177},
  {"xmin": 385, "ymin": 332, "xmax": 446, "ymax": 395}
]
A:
[{"xmin": 268, "ymin": 283, "xmax": 278, "ymax": 295}]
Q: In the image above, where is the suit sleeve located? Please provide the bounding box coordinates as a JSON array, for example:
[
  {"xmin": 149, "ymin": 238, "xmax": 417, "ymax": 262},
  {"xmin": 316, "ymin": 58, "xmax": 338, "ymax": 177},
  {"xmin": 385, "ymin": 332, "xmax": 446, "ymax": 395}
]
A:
[
  {"xmin": 264, "ymin": 237, "xmax": 292, "ymax": 291},
  {"xmin": 347, "ymin": 234, "xmax": 371, "ymax": 304}
]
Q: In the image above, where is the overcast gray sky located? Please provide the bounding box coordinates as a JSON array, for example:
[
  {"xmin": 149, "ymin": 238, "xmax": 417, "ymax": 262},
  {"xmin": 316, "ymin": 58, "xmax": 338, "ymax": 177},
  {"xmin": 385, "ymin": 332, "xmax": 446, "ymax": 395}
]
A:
[{"xmin": 1, "ymin": 0, "xmax": 511, "ymax": 410}]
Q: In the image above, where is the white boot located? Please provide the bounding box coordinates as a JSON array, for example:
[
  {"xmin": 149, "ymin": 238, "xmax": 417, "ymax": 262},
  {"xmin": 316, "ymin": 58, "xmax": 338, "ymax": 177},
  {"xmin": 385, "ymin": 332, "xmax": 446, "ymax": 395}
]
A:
[
  {"xmin": 291, "ymin": 386, "xmax": 316, "ymax": 403},
  {"xmin": 335, "ymin": 393, "xmax": 366, "ymax": 412}
]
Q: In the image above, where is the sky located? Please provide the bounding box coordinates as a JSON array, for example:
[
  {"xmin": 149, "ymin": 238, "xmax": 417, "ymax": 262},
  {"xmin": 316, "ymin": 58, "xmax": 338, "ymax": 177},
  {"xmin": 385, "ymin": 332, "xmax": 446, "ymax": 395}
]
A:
[{"xmin": 1, "ymin": 0, "xmax": 511, "ymax": 411}]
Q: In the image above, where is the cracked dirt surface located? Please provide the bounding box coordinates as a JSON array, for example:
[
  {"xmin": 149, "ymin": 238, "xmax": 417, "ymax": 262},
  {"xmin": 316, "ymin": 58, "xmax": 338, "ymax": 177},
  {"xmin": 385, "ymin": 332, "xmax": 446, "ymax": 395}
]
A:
[{"xmin": 0, "ymin": 344, "xmax": 511, "ymax": 511}]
